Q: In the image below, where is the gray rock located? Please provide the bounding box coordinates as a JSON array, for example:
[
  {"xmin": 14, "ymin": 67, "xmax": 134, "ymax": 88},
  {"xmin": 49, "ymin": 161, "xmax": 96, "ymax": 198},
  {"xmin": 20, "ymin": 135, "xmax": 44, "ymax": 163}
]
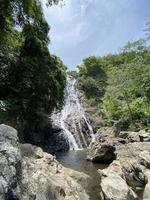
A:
[
  {"xmin": 122, "ymin": 163, "xmax": 148, "ymax": 188},
  {"xmin": 98, "ymin": 161, "xmax": 138, "ymax": 200},
  {"xmin": 116, "ymin": 142, "xmax": 150, "ymax": 160},
  {"xmin": 21, "ymin": 146, "xmax": 90, "ymax": 200},
  {"xmin": 87, "ymin": 142, "xmax": 116, "ymax": 163},
  {"xmin": 0, "ymin": 124, "xmax": 22, "ymax": 200},
  {"xmin": 143, "ymin": 168, "xmax": 150, "ymax": 200},
  {"xmin": 23, "ymin": 112, "xmax": 70, "ymax": 153},
  {"xmin": 139, "ymin": 151, "xmax": 150, "ymax": 169},
  {"xmin": 0, "ymin": 124, "xmax": 90, "ymax": 200},
  {"xmin": 119, "ymin": 131, "xmax": 150, "ymax": 143}
]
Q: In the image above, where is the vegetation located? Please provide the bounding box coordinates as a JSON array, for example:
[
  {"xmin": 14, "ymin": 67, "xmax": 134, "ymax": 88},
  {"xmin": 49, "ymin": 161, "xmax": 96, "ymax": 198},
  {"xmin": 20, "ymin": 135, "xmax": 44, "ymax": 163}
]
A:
[
  {"xmin": 78, "ymin": 37, "xmax": 150, "ymax": 131},
  {"xmin": 77, "ymin": 56, "xmax": 107, "ymax": 106},
  {"xmin": 0, "ymin": 0, "xmax": 67, "ymax": 135}
]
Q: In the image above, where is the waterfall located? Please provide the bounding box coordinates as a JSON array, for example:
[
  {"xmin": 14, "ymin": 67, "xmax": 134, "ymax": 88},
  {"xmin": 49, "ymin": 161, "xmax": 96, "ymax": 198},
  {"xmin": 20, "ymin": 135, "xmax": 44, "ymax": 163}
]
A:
[{"xmin": 60, "ymin": 77, "xmax": 95, "ymax": 150}]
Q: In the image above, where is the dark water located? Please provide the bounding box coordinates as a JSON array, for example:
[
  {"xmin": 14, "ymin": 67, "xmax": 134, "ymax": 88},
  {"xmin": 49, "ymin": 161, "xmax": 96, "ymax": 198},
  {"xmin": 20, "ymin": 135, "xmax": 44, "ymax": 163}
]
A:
[{"xmin": 56, "ymin": 150, "xmax": 107, "ymax": 200}]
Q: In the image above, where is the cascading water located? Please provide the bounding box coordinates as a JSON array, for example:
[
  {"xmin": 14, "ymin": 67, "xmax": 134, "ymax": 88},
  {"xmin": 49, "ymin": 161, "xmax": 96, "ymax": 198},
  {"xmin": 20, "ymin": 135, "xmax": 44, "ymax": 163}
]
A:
[{"xmin": 60, "ymin": 76, "xmax": 95, "ymax": 150}]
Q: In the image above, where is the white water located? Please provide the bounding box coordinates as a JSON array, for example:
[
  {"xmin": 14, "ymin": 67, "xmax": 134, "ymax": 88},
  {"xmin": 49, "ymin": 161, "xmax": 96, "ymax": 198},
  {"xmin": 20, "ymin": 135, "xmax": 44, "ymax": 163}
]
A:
[{"xmin": 60, "ymin": 77, "xmax": 95, "ymax": 150}]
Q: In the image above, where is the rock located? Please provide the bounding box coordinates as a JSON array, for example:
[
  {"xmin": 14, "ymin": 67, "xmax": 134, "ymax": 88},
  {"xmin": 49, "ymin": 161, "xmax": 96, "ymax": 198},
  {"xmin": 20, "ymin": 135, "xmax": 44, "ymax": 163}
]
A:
[
  {"xmin": 0, "ymin": 124, "xmax": 22, "ymax": 200},
  {"xmin": 22, "ymin": 148, "xmax": 90, "ymax": 200},
  {"xmin": 139, "ymin": 151, "xmax": 150, "ymax": 169},
  {"xmin": 98, "ymin": 160, "xmax": 123, "ymax": 177},
  {"xmin": 92, "ymin": 127, "xmax": 150, "ymax": 199},
  {"xmin": 87, "ymin": 142, "xmax": 116, "ymax": 163},
  {"xmin": 143, "ymin": 168, "xmax": 150, "ymax": 200},
  {"xmin": 98, "ymin": 161, "xmax": 137, "ymax": 200},
  {"xmin": 116, "ymin": 142, "xmax": 150, "ymax": 160},
  {"xmin": 118, "ymin": 131, "xmax": 150, "ymax": 143},
  {"xmin": 98, "ymin": 158, "xmax": 149, "ymax": 200},
  {"xmin": 122, "ymin": 162, "xmax": 148, "ymax": 188},
  {"xmin": 138, "ymin": 132, "xmax": 150, "ymax": 142},
  {"xmin": 127, "ymin": 132, "xmax": 141, "ymax": 142},
  {"xmin": 23, "ymin": 112, "xmax": 70, "ymax": 154},
  {"xmin": 100, "ymin": 176, "xmax": 137, "ymax": 200},
  {"xmin": 0, "ymin": 124, "xmax": 90, "ymax": 200}
]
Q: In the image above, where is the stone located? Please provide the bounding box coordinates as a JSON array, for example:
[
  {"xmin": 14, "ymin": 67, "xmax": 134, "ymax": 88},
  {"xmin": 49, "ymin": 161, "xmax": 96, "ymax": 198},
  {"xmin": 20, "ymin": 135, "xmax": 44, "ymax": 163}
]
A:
[
  {"xmin": 98, "ymin": 161, "xmax": 137, "ymax": 200},
  {"xmin": 127, "ymin": 132, "xmax": 141, "ymax": 142},
  {"xmin": 116, "ymin": 142, "xmax": 150, "ymax": 160},
  {"xmin": 100, "ymin": 176, "xmax": 137, "ymax": 200},
  {"xmin": 118, "ymin": 131, "xmax": 150, "ymax": 143},
  {"xmin": 143, "ymin": 168, "xmax": 150, "ymax": 200},
  {"xmin": 21, "ymin": 147, "xmax": 90, "ymax": 200},
  {"xmin": 87, "ymin": 142, "xmax": 116, "ymax": 163},
  {"xmin": 0, "ymin": 124, "xmax": 90, "ymax": 200},
  {"xmin": 139, "ymin": 151, "xmax": 150, "ymax": 169},
  {"xmin": 0, "ymin": 124, "xmax": 22, "ymax": 200},
  {"xmin": 122, "ymin": 162, "xmax": 148, "ymax": 188}
]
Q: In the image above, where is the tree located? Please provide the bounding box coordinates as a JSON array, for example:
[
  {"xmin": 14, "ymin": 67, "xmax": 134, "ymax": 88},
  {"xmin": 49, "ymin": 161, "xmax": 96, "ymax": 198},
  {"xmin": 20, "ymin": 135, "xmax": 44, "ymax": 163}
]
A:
[
  {"xmin": 78, "ymin": 39, "xmax": 150, "ymax": 130},
  {"xmin": 0, "ymin": 0, "xmax": 67, "ymax": 130},
  {"xmin": 77, "ymin": 56, "xmax": 107, "ymax": 105}
]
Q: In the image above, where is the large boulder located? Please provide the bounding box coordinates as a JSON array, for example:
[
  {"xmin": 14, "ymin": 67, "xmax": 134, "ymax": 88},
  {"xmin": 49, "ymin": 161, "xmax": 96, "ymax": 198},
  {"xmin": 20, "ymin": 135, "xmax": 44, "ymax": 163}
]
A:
[
  {"xmin": 23, "ymin": 112, "xmax": 69, "ymax": 154},
  {"xmin": 87, "ymin": 142, "xmax": 116, "ymax": 163},
  {"xmin": 142, "ymin": 168, "xmax": 150, "ymax": 200},
  {"xmin": 116, "ymin": 142, "xmax": 150, "ymax": 160},
  {"xmin": 21, "ymin": 145, "xmax": 90, "ymax": 200},
  {"xmin": 122, "ymin": 162, "xmax": 148, "ymax": 189},
  {"xmin": 98, "ymin": 161, "xmax": 137, "ymax": 200},
  {"xmin": 139, "ymin": 151, "xmax": 150, "ymax": 169},
  {"xmin": 0, "ymin": 124, "xmax": 22, "ymax": 200},
  {"xmin": 0, "ymin": 124, "xmax": 90, "ymax": 200},
  {"xmin": 99, "ymin": 160, "xmax": 149, "ymax": 199}
]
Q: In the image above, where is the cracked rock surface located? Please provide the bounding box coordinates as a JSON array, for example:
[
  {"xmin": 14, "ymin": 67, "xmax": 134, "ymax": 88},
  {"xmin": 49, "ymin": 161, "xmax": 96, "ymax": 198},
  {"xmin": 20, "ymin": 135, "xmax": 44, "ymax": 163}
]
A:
[{"xmin": 0, "ymin": 124, "xmax": 89, "ymax": 200}]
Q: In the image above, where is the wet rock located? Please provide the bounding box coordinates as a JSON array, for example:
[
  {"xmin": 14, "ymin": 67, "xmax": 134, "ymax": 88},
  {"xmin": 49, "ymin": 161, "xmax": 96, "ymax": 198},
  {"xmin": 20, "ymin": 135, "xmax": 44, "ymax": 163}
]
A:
[
  {"xmin": 23, "ymin": 112, "xmax": 70, "ymax": 154},
  {"xmin": 87, "ymin": 142, "xmax": 116, "ymax": 163}
]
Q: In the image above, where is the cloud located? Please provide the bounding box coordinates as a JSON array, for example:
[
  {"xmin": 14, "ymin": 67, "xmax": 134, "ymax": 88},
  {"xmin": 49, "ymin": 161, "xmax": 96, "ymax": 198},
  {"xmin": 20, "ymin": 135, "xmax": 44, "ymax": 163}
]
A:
[{"xmin": 43, "ymin": 0, "xmax": 150, "ymax": 69}]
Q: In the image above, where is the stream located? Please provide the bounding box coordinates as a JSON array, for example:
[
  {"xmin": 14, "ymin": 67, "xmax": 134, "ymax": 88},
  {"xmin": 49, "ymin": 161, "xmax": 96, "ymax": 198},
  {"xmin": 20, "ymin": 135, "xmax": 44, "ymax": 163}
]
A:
[{"xmin": 56, "ymin": 150, "xmax": 107, "ymax": 200}]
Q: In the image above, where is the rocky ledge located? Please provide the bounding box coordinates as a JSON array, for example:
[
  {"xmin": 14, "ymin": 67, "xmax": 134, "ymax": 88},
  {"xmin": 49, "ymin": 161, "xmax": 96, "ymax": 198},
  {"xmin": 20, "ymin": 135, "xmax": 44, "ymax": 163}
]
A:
[
  {"xmin": 0, "ymin": 124, "xmax": 89, "ymax": 200},
  {"xmin": 87, "ymin": 126, "xmax": 150, "ymax": 200}
]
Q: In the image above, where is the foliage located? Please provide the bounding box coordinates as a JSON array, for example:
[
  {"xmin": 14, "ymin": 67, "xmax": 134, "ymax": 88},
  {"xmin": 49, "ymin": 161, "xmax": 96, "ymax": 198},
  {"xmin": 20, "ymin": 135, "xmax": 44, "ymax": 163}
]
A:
[
  {"xmin": 78, "ymin": 39, "xmax": 150, "ymax": 130},
  {"xmin": 77, "ymin": 56, "xmax": 107, "ymax": 105},
  {"xmin": 67, "ymin": 71, "xmax": 78, "ymax": 78},
  {"xmin": 0, "ymin": 0, "xmax": 67, "ymax": 130}
]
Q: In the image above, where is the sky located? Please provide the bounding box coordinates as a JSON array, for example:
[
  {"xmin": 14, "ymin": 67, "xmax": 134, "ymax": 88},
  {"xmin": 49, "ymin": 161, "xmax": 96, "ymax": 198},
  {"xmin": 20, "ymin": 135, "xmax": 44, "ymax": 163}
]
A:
[{"xmin": 43, "ymin": 0, "xmax": 150, "ymax": 70}]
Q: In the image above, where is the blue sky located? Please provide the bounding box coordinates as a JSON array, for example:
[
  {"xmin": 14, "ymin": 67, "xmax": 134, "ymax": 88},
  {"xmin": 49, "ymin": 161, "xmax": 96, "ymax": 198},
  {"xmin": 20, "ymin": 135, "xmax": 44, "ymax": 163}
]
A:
[{"xmin": 43, "ymin": 0, "xmax": 150, "ymax": 70}]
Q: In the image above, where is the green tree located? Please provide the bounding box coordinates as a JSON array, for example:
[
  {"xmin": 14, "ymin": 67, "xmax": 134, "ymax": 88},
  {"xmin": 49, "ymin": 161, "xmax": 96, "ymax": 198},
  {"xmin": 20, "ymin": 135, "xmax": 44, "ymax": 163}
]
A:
[
  {"xmin": 77, "ymin": 56, "xmax": 107, "ymax": 105},
  {"xmin": 0, "ymin": 0, "xmax": 67, "ymax": 131}
]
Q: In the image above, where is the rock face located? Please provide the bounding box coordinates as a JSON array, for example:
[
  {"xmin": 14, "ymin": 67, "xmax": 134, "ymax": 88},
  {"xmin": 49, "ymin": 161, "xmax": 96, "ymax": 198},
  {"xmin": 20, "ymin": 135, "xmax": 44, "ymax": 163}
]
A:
[
  {"xmin": 87, "ymin": 126, "xmax": 150, "ymax": 199},
  {"xmin": 139, "ymin": 151, "xmax": 150, "ymax": 169},
  {"xmin": 23, "ymin": 112, "xmax": 69, "ymax": 154},
  {"xmin": 119, "ymin": 131, "xmax": 150, "ymax": 143},
  {"xmin": 87, "ymin": 142, "xmax": 116, "ymax": 163},
  {"xmin": 21, "ymin": 145, "xmax": 89, "ymax": 200},
  {"xmin": 0, "ymin": 124, "xmax": 89, "ymax": 200},
  {"xmin": 98, "ymin": 161, "xmax": 138, "ymax": 200},
  {"xmin": 0, "ymin": 124, "xmax": 22, "ymax": 200}
]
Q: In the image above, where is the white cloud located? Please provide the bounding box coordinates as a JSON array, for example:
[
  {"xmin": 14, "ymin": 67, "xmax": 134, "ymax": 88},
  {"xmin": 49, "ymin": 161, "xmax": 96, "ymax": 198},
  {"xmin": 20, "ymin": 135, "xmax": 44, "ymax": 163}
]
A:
[{"xmin": 43, "ymin": 0, "xmax": 150, "ymax": 69}]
